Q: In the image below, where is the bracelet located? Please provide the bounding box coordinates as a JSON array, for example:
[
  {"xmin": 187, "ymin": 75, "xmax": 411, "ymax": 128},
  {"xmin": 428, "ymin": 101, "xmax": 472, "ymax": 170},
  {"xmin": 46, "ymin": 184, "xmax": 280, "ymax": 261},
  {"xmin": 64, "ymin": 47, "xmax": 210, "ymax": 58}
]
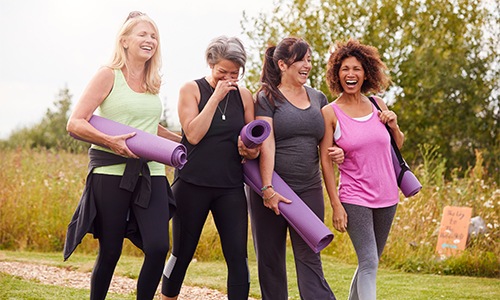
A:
[
  {"xmin": 263, "ymin": 192, "xmax": 276, "ymax": 201},
  {"xmin": 260, "ymin": 184, "xmax": 274, "ymax": 192}
]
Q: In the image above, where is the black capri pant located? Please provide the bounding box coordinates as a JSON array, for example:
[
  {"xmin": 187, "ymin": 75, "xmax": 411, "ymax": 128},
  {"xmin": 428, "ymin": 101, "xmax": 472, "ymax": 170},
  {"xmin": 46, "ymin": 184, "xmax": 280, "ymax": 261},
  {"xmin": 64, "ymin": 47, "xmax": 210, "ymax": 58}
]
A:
[
  {"xmin": 91, "ymin": 174, "xmax": 171, "ymax": 300},
  {"xmin": 162, "ymin": 178, "xmax": 249, "ymax": 299}
]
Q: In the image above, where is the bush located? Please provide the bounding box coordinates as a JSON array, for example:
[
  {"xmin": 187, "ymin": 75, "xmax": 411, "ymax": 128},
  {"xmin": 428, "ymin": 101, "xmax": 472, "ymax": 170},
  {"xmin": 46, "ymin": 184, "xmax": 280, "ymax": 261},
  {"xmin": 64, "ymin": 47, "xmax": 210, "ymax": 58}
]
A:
[
  {"xmin": 321, "ymin": 144, "xmax": 500, "ymax": 277},
  {"xmin": 0, "ymin": 147, "xmax": 498, "ymax": 277}
]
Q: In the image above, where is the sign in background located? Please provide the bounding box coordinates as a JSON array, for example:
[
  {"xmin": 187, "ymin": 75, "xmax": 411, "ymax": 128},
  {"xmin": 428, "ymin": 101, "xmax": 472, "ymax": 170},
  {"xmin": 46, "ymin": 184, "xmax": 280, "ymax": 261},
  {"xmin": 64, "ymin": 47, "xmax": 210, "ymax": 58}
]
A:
[{"xmin": 436, "ymin": 206, "xmax": 472, "ymax": 257}]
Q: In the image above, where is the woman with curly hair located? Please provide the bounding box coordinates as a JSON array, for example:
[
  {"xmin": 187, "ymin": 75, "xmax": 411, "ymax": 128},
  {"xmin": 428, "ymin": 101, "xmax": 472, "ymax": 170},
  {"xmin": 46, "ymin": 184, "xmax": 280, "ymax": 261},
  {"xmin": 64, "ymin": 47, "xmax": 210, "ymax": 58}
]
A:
[{"xmin": 320, "ymin": 39, "xmax": 405, "ymax": 300}]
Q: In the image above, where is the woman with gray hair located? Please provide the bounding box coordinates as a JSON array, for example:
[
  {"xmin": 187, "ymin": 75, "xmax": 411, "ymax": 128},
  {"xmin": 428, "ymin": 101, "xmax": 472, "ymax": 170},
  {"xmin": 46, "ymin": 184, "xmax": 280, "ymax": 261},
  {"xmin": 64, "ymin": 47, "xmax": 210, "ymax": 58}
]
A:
[{"xmin": 161, "ymin": 36, "xmax": 259, "ymax": 300}]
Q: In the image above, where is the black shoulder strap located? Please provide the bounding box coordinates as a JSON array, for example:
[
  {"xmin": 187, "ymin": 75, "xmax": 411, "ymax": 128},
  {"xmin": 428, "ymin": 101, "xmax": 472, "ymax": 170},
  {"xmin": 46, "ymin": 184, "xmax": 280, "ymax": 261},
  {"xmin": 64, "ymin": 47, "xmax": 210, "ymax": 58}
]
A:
[{"xmin": 368, "ymin": 96, "xmax": 410, "ymax": 185}]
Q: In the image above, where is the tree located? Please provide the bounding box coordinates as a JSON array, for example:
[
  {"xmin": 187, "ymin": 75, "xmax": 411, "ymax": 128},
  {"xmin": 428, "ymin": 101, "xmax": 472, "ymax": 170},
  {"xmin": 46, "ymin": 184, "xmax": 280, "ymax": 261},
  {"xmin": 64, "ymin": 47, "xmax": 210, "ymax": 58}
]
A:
[
  {"xmin": 241, "ymin": 0, "xmax": 500, "ymax": 178},
  {"xmin": 4, "ymin": 87, "xmax": 88, "ymax": 153}
]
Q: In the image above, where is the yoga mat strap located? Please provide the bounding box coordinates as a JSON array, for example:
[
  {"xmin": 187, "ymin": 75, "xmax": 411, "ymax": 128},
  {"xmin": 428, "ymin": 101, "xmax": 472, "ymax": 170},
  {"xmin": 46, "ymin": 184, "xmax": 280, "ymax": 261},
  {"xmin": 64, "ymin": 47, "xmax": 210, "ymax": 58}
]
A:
[{"xmin": 368, "ymin": 97, "xmax": 422, "ymax": 197}]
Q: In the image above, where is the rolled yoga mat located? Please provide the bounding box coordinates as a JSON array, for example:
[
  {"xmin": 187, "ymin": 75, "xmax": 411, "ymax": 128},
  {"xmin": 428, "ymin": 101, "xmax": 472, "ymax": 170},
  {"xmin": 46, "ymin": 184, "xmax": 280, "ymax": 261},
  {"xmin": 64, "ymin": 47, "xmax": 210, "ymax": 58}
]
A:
[
  {"xmin": 391, "ymin": 147, "xmax": 422, "ymax": 197},
  {"xmin": 240, "ymin": 120, "xmax": 334, "ymax": 253},
  {"xmin": 71, "ymin": 115, "xmax": 187, "ymax": 169},
  {"xmin": 243, "ymin": 159, "xmax": 334, "ymax": 253},
  {"xmin": 240, "ymin": 119, "xmax": 271, "ymax": 149}
]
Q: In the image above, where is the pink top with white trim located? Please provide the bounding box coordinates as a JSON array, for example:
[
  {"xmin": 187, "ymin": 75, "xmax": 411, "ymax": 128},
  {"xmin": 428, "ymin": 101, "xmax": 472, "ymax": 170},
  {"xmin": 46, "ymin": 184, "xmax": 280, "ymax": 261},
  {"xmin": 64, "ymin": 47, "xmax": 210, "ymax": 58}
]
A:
[{"xmin": 331, "ymin": 102, "xmax": 399, "ymax": 208}]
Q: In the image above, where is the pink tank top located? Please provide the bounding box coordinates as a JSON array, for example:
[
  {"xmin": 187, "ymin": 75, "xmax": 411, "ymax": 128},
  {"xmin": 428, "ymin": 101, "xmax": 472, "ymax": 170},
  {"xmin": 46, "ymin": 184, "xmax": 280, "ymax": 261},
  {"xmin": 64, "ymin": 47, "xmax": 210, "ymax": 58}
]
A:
[{"xmin": 331, "ymin": 102, "xmax": 399, "ymax": 208}]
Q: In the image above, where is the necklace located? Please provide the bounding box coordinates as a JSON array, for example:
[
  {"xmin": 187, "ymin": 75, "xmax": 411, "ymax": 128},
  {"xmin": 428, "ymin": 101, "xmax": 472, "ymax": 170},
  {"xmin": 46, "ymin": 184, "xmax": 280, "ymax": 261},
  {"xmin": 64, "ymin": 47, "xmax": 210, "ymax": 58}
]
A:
[
  {"xmin": 217, "ymin": 94, "xmax": 229, "ymax": 121},
  {"xmin": 209, "ymin": 80, "xmax": 229, "ymax": 121}
]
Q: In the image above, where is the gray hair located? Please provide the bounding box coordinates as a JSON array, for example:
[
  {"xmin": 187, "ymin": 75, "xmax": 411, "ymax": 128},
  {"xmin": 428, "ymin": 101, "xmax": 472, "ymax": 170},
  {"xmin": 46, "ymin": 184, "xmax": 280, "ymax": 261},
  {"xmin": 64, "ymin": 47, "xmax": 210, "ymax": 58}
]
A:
[{"xmin": 205, "ymin": 36, "xmax": 247, "ymax": 75}]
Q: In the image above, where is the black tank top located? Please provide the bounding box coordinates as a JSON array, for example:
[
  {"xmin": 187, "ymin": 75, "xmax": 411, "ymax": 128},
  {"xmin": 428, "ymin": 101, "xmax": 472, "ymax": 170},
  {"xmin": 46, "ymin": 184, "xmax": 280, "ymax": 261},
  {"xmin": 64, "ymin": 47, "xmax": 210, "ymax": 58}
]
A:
[{"xmin": 176, "ymin": 77, "xmax": 246, "ymax": 188}]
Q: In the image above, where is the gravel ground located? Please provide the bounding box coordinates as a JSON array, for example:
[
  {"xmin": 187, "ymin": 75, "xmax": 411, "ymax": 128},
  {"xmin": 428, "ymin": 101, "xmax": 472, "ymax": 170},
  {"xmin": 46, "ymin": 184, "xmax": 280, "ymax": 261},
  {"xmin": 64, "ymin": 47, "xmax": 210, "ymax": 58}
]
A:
[{"xmin": 0, "ymin": 261, "xmax": 255, "ymax": 299}]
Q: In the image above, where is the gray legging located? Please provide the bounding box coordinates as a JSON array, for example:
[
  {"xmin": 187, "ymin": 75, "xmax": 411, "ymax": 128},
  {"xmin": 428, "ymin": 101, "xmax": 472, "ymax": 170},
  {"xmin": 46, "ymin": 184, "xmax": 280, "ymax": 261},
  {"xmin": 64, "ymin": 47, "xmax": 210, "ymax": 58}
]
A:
[{"xmin": 342, "ymin": 203, "xmax": 397, "ymax": 300}]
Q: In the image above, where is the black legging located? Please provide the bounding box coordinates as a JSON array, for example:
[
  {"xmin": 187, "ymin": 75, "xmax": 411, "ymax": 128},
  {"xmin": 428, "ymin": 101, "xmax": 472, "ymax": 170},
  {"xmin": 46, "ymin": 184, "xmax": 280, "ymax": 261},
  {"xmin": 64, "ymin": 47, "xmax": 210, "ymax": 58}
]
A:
[
  {"xmin": 162, "ymin": 178, "xmax": 249, "ymax": 299},
  {"xmin": 91, "ymin": 174, "xmax": 171, "ymax": 300}
]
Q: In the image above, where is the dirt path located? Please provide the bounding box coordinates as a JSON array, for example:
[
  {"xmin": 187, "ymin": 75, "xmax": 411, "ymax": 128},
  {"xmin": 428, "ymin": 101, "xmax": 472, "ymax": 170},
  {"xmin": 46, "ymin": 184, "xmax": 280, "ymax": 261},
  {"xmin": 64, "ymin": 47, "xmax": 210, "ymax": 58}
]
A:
[{"xmin": 0, "ymin": 261, "xmax": 250, "ymax": 299}]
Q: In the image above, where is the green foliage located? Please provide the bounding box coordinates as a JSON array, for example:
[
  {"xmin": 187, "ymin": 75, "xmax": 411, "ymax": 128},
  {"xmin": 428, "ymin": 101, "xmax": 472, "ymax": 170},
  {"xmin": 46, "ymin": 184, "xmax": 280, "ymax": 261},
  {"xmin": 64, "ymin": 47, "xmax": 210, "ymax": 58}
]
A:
[
  {"xmin": 241, "ymin": 0, "xmax": 500, "ymax": 180},
  {"xmin": 0, "ymin": 149, "xmax": 88, "ymax": 252},
  {"xmin": 322, "ymin": 146, "xmax": 500, "ymax": 277},
  {"xmin": 0, "ymin": 87, "xmax": 88, "ymax": 153},
  {"xmin": 2, "ymin": 250, "xmax": 500, "ymax": 299},
  {"xmin": 1, "ymin": 148, "xmax": 498, "ymax": 277}
]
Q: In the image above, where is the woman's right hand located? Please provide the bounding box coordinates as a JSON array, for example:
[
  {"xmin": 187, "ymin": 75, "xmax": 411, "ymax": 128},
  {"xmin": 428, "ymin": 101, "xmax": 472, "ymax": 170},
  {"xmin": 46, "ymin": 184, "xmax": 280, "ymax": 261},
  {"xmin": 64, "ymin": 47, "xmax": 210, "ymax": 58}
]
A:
[
  {"xmin": 212, "ymin": 79, "xmax": 237, "ymax": 102},
  {"xmin": 332, "ymin": 205, "xmax": 348, "ymax": 232},
  {"xmin": 328, "ymin": 145, "xmax": 345, "ymax": 164},
  {"xmin": 262, "ymin": 189, "xmax": 292, "ymax": 215},
  {"xmin": 107, "ymin": 132, "xmax": 139, "ymax": 159}
]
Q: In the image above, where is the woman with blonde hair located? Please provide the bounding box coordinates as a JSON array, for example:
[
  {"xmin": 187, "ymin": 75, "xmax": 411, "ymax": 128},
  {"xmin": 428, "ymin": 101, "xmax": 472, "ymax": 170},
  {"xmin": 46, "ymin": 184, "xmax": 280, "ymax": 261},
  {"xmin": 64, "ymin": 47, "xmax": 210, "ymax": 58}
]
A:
[{"xmin": 64, "ymin": 11, "xmax": 180, "ymax": 300}]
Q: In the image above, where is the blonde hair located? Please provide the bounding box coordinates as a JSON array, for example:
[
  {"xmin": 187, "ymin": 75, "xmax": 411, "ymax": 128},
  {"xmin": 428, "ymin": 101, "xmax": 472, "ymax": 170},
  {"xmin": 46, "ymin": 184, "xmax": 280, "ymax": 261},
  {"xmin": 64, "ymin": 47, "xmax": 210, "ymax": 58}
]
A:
[{"xmin": 108, "ymin": 12, "xmax": 162, "ymax": 94}]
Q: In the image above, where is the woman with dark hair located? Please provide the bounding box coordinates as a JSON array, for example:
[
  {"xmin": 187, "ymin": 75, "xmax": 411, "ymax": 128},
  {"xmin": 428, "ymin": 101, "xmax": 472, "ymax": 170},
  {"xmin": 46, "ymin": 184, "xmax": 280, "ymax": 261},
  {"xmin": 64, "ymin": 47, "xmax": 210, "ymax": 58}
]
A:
[
  {"xmin": 247, "ymin": 37, "xmax": 340, "ymax": 300},
  {"xmin": 64, "ymin": 11, "xmax": 180, "ymax": 300},
  {"xmin": 320, "ymin": 38, "xmax": 404, "ymax": 300},
  {"xmin": 160, "ymin": 36, "xmax": 259, "ymax": 300}
]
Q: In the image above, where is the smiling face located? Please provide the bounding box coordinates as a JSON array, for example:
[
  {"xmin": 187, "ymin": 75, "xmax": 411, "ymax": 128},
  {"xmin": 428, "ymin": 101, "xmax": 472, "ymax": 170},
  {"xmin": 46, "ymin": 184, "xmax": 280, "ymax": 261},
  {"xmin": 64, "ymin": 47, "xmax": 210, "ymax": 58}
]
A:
[
  {"xmin": 210, "ymin": 59, "xmax": 241, "ymax": 84},
  {"xmin": 122, "ymin": 21, "xmax": 158, "ymax": 62},
  {"xmin": 339, "ymin": 56, "xmax": 365, "ymax": 95},
  {"xmin": 280, "ymin": 49, "xmax": 312, "ymax": 86}
]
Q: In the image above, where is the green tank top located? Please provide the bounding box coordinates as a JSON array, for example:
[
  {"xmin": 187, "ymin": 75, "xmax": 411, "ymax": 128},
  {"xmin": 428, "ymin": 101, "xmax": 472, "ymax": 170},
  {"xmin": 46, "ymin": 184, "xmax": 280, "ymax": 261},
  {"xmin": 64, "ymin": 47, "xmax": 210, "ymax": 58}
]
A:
[{"xmin": 91, "ymin": 69, "xmax": 165, "ymax": 176}]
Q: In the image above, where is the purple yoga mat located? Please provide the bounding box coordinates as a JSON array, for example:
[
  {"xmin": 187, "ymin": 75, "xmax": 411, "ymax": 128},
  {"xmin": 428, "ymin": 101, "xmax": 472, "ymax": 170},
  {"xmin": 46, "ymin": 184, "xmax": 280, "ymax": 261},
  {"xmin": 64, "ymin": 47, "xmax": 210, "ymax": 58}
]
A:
[
  {"xmin": 391, "ymin": 147, "xmax": 422, "ymax": 197},
  {"xmin": 240, "ymin": 119, "xmax": 271, "ymax": 149},
  {"xmin": 243, "ymin": 159, "xmax": 334, "ymax": 253},
  {"xmin": 240, "ymin": 120, "xmax": 333, "ymax": 253},
  {"xmin": 71, "ymin": 115, "xmax": 187, "ymax": 169}
]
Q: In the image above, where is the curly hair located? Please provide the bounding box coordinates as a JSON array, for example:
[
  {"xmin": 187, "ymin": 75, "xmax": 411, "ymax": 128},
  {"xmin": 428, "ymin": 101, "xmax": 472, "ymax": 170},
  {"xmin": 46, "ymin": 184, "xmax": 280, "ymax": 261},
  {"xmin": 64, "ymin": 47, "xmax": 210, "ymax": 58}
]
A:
[{"xmin": 325, "ymin": 39, "xmax": 391, "ymax": 97}]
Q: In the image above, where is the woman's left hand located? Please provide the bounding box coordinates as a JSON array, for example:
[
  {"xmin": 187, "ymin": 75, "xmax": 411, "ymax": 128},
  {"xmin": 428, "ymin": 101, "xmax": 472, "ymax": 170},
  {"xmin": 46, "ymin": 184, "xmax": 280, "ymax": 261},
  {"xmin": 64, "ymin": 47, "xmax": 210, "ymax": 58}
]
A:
[
  {"xmin": 238, "ymin": 137, "xmax": 261, "ymax": 162},
  {"xmin": 378, "ymin": 110, "xmax": 399, "ymax": 130}
]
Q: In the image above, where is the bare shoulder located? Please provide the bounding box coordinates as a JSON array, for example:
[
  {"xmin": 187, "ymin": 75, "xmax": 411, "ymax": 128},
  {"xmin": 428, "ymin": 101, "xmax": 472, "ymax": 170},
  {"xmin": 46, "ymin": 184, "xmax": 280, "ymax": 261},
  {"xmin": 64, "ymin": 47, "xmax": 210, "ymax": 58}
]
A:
[
  {"xmin": 238, "ymin": 85, "xmax": 252, "ymax": 96},
  {"xmin": 371, "ymin": 95, "xmax": 389, "ymax": 110},
  {"xmin": 82, "ymin": 66, "xmax": 115, "ymax": 100},
  {"xmin": 321, "ymin": 102, "xmax": 336, "ymax": 123},
  {"xmin": 93, "ymin": 66, "xmax": 115, "ymax": 82},
  {"xmin": 179, "ymin": 80, "xmax": 198, "ymax": 93},
  {"xmin": 239, "ymin": 86, "xmax": 254, "ymax": 102},
  {"xmin": 179, "ymin": 80, "xmax": 200, "ymax": 100}
]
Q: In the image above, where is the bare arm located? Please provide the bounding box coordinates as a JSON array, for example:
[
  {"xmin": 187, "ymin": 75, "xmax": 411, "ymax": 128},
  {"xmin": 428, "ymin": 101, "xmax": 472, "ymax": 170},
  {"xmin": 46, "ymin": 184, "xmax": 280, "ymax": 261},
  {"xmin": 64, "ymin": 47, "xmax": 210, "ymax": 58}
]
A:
[
  {"xmin": 66, "ymin": 67, "xmax": 138, "ymax": 158},
  {"xmin": 237, "ymin": 87, "xmax": 260, "ymax": 160},
  {"xmin": 257, "ymin": 116, "xmax": 291, "ymax": 215},
  {"xmin": 178, "ymin": 79, "xmax": 236, "ymax": 145},
  {"xmin": 374, "ymin": 96, "xmax": 405, "ymax": 149},
  {"xmin": 319, "ymin": 105, "xmax": 348, "ymax": 232},
  {"xmin": 157, "ymin": 124, "xmax": 182, "ymax": 143}
]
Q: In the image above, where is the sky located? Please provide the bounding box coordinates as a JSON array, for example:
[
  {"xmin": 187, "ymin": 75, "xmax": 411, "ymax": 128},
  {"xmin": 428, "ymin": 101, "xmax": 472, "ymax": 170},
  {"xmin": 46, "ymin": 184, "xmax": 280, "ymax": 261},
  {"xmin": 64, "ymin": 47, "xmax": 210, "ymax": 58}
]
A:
[{"xmin": 0, "ymin": 0, "xmax": 274, "ymax": 139}]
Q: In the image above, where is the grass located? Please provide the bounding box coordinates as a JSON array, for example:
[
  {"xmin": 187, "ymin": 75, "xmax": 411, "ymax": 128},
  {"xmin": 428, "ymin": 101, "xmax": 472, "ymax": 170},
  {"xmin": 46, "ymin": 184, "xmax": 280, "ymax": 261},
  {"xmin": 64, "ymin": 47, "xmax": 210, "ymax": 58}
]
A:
[
  {"xmin": 1, "ymin": 250, "xmax": 499, "ymax": 300},
  {"xmin": 0, "ymin": 146, "xmax": 498, "ymax": 298}
]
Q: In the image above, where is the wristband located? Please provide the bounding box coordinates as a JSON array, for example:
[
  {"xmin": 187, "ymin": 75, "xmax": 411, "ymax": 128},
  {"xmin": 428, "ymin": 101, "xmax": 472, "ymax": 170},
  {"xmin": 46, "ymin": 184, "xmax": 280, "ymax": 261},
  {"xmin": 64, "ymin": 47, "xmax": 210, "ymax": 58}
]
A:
[
  {"xmin": 260, "ymin": 184, "xmax": 274, "ymax": 192},
  {"xmin": 263, "ymin": 192, "xmax": 276, "ymax": 201}
]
